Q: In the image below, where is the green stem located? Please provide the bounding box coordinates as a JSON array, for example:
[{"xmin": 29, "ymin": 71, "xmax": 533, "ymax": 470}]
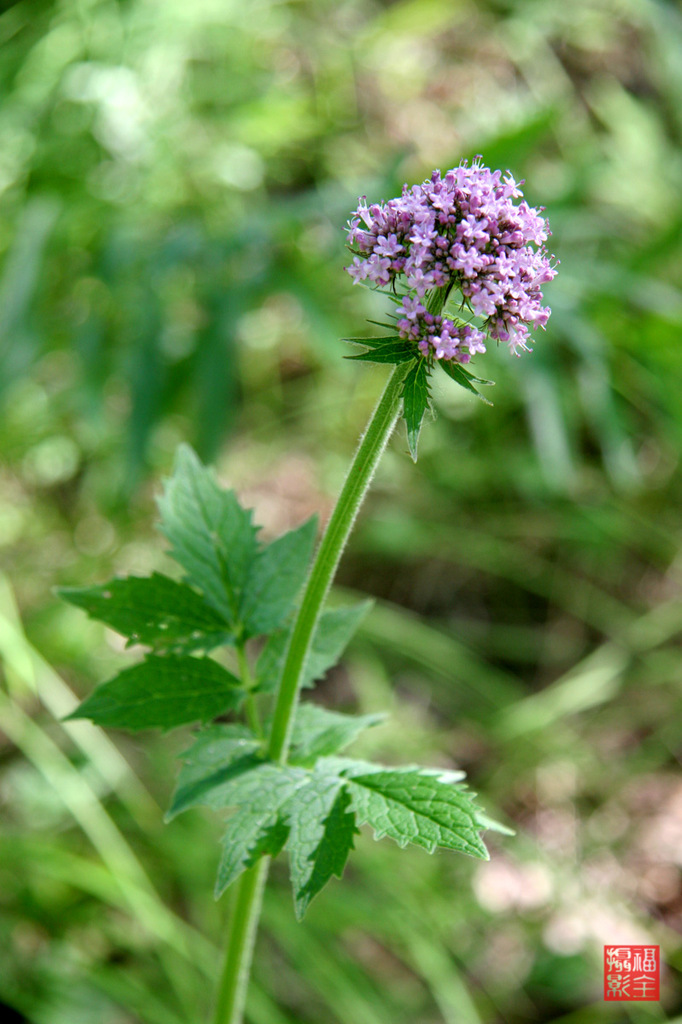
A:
[
  {"xmin": 211, "ymin": 859, "xmax": 269, "ymax": 1024},
  {"xmin": 267, "ymin": 360, "xmax": 410, "ymax": 762},
  {"xmin": 210, "ymin": 359, "xmax": 411, "ymax": 1024}
]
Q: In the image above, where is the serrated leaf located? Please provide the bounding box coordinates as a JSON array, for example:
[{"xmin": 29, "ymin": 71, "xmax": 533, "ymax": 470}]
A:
[
  {"xmin": 168, "ymin": 723, "xmax": 262, "ymax": 817},
  {"xmin": 289, "ymin": 703, "xmax": 385, "ymax": 764},
  {"xmin": 245, "ymin": 816, "xmax": 291, "ymax": 868},
  {"xmin": 475, "ymin": 810, "xmax": 515, "ymax": 836},
  {"xmin": 401, "ymin": 359, "xmax": 431, "ymax": 461},
  {"xmin": 286, "ymin": 768, "xmax": 356, "ymax": 919},
  {"xmin": 157, "ymin": 445, "xmax": 259, "ymax": 629},
  {"xmin": 341, "ymin": 764, "xmax": 488, "ymax": 860},
  {"xmin": 66, "ymin": 655, "xmax": 243, "ymax": 732},
  {"xmin": 439, "ymin": 360, "xmax": 493, "ymax": 405},
  {"xmin": 256, "ymin": 601, "xmax": 372, "ymax": 694},
  {"xmin": 58, "ymin": 573, "xmax": 233, "ymax": 653},
  {"xmin": 215, "ymin": 762, "xmax": 307, "ymax": 895},
  {"xmin": 239, "ymin": 517, "xmax": 317, "ymax": 638}
]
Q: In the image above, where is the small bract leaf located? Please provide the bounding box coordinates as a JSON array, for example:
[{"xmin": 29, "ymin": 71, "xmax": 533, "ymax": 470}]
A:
[
  {"xmin": 66, "ymin": 655, "xmax": 244, "ymax": 733},
  {"xmin": 401, "ymin": 359, "xmax": 431, "ymax": 461},
  {"xmin": 339, "ymin": 342, "xmax": 399, "ymax": 350},
  {"xmin": 365, "ymin": 319, "xmax": 396, "ymax": 330},
  {"xmin": 345, "ymin": 339, "xmax": 416, "ymax": 365},
  {"xmin": 439, "ymin": 360, "xmax": 493, "ymax": 405},
  {"xmin": 452, "ymin": 363, "xmax": 495, "ymax": 386}
]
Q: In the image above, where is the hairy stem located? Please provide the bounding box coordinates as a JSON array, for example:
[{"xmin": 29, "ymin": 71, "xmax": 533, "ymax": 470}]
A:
[
  {"xmin": 267, "ymin": 360, "xmax": 410, "ymax": 762},
  {"xmin": 211, "ymin": 859, "xmax": 269, "ymax": 1024},
  {"xmin": 211, "ymin": 359, "xmax": 411, "ymax": 1024}
]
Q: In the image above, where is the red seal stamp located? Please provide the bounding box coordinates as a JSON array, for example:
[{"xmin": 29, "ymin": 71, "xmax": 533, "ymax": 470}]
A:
[{"xmin": 604, "ymin": 945, "xmax": 660, "ymax": 1001}]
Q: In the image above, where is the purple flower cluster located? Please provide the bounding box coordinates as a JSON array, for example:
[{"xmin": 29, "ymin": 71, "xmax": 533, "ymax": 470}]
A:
[
  {"xmin": 396, "ymin": 296, "xmax": 486, "ymax": 364},
  {"xmin": 345, "ymin": 159, "xmax": 556, "ymax": 358}
]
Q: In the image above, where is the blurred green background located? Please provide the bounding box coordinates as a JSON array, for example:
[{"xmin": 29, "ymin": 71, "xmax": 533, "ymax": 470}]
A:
[{"xmin": 2, "ymin": 0, "xmax": 682, "ymax": 1021}]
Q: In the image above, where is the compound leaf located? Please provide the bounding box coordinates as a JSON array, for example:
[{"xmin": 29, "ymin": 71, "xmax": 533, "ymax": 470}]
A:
[
  {"xmin": 66, "ymin": 655, "xmax": 243, "ymax": 732},
  {"xmin": 58, "ymin": 573, "xmax": 233, "ymax": 653}
]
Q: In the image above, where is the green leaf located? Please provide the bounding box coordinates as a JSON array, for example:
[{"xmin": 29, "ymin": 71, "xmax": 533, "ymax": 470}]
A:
[
  {"xmin": 289, "ymin": 703, "xmax": 385, "ymax": 764},
  {"xmin": 439, "ymin": 360, "xmax": 494, "ymax": 405},
  {"xmin": 171, "ymin": 738, "xmax": 490, "ymax": 905},
  {"xmin": 365, "ymin": 319, "xmax": 396, "ymax": 330},
  {"xmin": 475, "ymin": 809, "xmax": 515, "ymax": 836},
  {"xmin": 254, "ymin": 627, "xmax": 289, "ymax": 693},
  {"xmin": 344, "ymin": 335, "xmax": 416, "ymax": 365},
  {"xmin": 158, "ymin": 447, "xmax": 317, "ymax": 640},
  {"xmin": 157, "ymin": 445, "xmax": 259, "ymax": 629},
  {"xmin": 167, "ymin": 724, "xmax": 262, "ymax": 817},
  {"xmin": 286, "ymin": 767, "xmax": 357, "ymax": 919},
  {"xmin": 215, "ymin": 762, "xmax": 307, "ymax": 895},
  {"xmin": 58, "ymin": 573, "xmax": 234, "ymax": 653},
  {"xmin": 340, "ymin": 763, "xmax": 488, "ymax": 859},
  {"xmin": 401, "ymin": 359, "xmax": 431, "ymax": 461},
  {"xmin": 256, "ymin": 601, "xmax": 372, "ymax": 693},
  {"xmin": 66, "ymin": 655, "xmax": 243, "ymax": 732},
  {"xmin": 244, "ymin": 815, "xmax": 291, "ymax": 868},
  {"xmin": 239, "ymin": 516, "xmax": 317, "ymax": 638},
  {"xmin": 342, "ymin": 335, "xmax": 400, "ymax": 345},
  {"xmin": 304, "ymin": 602, "xmax": 373, "ymax": 685},
  {"xmin": 451, "ymin": 363, "xmax": 495, "ymax": 386},
  {"xmin": 346, "ymin": 341, "xmax": 416, "ymax": 365}
]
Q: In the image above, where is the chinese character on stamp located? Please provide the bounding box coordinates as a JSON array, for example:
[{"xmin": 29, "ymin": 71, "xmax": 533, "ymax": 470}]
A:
[{"xmin": 604, "ymin": 945, "xmax": 660, "ymax": 1001}]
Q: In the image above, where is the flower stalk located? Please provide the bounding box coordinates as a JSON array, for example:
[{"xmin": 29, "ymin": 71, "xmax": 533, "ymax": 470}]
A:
[
  {"xmin": 211, "ymin": 858, "xmax": 269, "ymax": 1024},
  {"xmin": 267, "ymin": 360, "xmax": 411, "ymax": 763},
  {"xmin": 211, "ymin": 359, "xmax": 411, "ymax": 1024}
]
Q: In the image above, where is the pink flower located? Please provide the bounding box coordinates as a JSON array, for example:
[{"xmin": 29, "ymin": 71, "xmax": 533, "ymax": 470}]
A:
[{"xmin": 345, "ymin": 160, "xmax": 556, "ymax": 358}]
